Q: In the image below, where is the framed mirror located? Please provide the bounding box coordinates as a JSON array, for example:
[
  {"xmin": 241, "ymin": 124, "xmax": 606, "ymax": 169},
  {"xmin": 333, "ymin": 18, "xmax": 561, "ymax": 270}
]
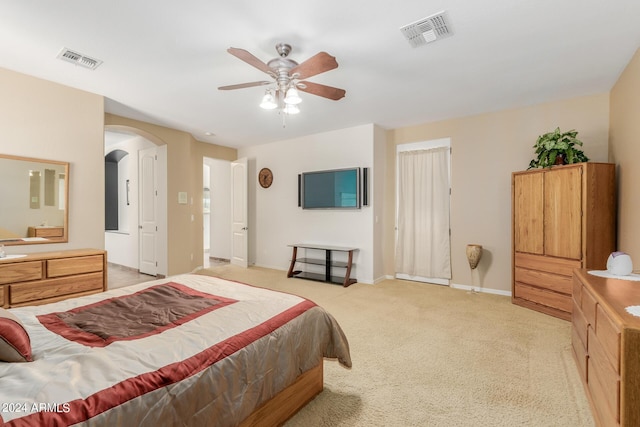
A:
[{"xmin": 0, "ymin": 154, "xmax": 69, "ymax": 245}]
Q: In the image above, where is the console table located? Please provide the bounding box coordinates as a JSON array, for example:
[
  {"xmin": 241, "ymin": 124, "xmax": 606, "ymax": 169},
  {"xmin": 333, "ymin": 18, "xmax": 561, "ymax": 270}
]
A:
[{"xmin": 287, "ymin": 244, "xmax": 357, "ymax": 287}]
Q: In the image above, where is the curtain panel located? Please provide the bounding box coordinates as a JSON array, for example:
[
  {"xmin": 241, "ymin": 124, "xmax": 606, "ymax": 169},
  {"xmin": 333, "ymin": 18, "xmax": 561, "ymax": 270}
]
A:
[{"xmin": 395, "ymin": 146, "xmax": 451, "ymax": 279}]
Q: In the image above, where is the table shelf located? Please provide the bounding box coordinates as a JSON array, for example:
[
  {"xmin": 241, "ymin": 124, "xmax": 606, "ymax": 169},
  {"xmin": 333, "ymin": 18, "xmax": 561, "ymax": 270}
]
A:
[
  {"xmin": 287, "ymin": 244, "xmax": 357, "ymax": 287},
  {"xmin": 294, "ymin": 257, "xmax": 351, "ymax": 269}
]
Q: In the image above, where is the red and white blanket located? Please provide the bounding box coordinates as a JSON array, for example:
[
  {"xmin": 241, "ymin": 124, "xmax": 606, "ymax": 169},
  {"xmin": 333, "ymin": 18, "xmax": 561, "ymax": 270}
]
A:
[{"xmin": 0, "ymin": 274, "xmax": 351, "ymax": 426}]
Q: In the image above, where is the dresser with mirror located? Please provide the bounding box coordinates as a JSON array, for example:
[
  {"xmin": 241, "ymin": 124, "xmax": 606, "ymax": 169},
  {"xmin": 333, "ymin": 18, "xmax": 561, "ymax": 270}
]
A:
[{"xmin": 0, "ymin": 154, "xmax": 107, "ymax": 305}]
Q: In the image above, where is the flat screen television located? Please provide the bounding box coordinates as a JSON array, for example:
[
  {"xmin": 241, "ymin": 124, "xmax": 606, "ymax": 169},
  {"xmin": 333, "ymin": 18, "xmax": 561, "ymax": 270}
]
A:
[{"xmin": 300, "ymin": 167, "xmax": 361, "ymax": 209}]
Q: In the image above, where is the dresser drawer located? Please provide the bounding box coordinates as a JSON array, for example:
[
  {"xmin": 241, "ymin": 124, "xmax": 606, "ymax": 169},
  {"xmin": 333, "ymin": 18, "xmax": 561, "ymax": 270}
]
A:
[
  {"xmin": 572, "ymin": 300, "xmax": 588, "ymax": 349},
  {"xmin": 515, "ymin": 267, "xmax": 572, "ymax": 294},
  {"xmin": 588, "ymin": 359, "xmax": 619, "ymax": 427},
  {"xmin": 0, "ymin": 261, "xmax": 43, "ymax": 285},
  {"xmin": 28, "ymin": 226, "xmax": 64, "ymax": 238},
  {"xmin": 47, "ymin": 255, "xmax": 104, "ymax": 278},
  {"xmin": 571, "ymin": 326, "xmax": 588, "ymax": 382},
  {"xmin": 0, "ymin": 285, "xmax": 5, "ymax": 307},
  {"xmin": 572, "ymin": 275, "xmax": 582, "ymax": 305},
  {"xmin": 581, "ymin": 286, "xmax": 598, "ymax": 327},
  {"xmin": 588, "ymin": 327, "xmax": 620, "ymax": 423},
  {"xmin": 515, "ymin": 252, "xmax": 581, "ymax": 276},
  {"xmin": 596, "ymin": 304, "xmax": 621, "ymax": 373},
  {"xmin": 9, "ymin": 272, "xmax": 104, "ymax": 305},
  {"xmin": 514, "ymin": 282, "xmax": 572, "ymax": 313}
]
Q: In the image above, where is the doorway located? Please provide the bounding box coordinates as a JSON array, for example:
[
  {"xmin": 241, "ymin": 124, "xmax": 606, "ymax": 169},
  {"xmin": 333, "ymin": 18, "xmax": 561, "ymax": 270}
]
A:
[
  {"xmin": 104, "ymin": 130, "xmax": 167, "ymax": 277},
  {"xmin": 203, "ymin": 157, "xmax": 232, "ymax": 268},
  {"xmin": 395, "ymin": 138, "xmax": 451, "ymax": 285}
]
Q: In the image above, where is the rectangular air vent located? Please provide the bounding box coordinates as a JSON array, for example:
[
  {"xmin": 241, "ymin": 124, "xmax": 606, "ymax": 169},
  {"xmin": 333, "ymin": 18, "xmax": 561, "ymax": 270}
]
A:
[
  {"xmin": 56, "ymin": 47, "xmax": 103, "ymax": 70},
  {"xmin": 400, "ymin": 11, "xmax": 453, "ymax": 48}
]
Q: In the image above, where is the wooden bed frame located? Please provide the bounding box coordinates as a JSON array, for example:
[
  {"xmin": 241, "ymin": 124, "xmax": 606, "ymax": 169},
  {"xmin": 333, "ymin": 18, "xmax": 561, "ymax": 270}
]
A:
[{"xmin": 240, "ymin": 362, "xmax": 323, "ymax": 426}]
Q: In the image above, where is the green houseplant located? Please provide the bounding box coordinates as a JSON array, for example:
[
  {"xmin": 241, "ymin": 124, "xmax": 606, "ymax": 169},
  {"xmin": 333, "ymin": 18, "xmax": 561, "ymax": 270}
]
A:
[{"xmin": 528, "ymin": 127, "xmax": 589, "ymax": 169}]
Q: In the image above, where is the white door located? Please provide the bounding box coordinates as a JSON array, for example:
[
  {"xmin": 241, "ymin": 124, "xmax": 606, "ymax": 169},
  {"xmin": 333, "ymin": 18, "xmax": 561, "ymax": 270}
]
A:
[
  {"xmin": 230, "ymin": 158, "xmax": 248, "ymax": 267},
  {"xmin": 139, "ymin": 146, "xmax": 158, "ymax": 275}
]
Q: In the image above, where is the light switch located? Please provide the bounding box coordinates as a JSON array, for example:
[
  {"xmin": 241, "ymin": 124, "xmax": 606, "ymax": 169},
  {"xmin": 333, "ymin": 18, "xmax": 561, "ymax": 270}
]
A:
[{"xmin": 178, "ymin": 192, "xmax": 188, "ymax": 204}]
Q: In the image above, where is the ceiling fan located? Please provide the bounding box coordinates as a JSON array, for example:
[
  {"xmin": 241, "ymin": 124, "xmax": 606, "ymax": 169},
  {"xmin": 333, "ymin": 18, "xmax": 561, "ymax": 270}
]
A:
[{"xmin": 218, "ymin": 43, "xmax": 346, "ymax": 116}]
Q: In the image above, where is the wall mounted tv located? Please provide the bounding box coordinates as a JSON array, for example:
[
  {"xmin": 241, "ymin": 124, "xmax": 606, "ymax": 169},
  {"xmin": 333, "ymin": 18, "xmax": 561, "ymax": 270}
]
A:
[{"xmin": 299, "ymin": 167, "xmax": 361, "ymax": 209}]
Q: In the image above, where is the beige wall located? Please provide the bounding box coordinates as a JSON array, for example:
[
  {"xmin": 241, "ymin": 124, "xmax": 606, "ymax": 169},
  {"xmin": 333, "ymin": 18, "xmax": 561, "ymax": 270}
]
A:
[
  {"xmin": 372, "ymin": 125, "xmax": 389, "ymax": 282},
  {"xmin": 388, "ymin": 93, "xmax": 610, "ymax": 293},
  {"xmin": 3, "ymin": 63, "xmax": 630, "ymax": 290},
  {"xmin": 105, "ymin": 114, "xmax": 237, "ymax": 275},
  {"xmin": 0, "ymin": 65, "xmax": 238, "ymax": 275},
  {"xmin": 238, "ymin": 124, "xmax": 378, "ymax": 282},
  {"xmin": 610, "ymin": 47, "xmax": 640, "ymax": 264},
  {"xmin": 0, "ymin": 67, "xmax": 104, "ymax": 254}
]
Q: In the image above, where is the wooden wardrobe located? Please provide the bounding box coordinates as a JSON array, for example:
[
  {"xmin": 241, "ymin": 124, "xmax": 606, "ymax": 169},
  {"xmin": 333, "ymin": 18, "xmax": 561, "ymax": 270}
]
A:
[{"xmin": 511, "ymin": 162, "xmax": 616, "ymax": 320}]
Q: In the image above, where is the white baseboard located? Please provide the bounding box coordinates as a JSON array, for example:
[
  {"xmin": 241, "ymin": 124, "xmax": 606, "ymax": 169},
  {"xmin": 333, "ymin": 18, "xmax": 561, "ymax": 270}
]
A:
[
  {"xmin": 395, "ymin": 273, "xmax": 449, "ymax": 286},
  {"xmin": 449, "ymin": 282, "xmax": 512, "ymax": 297},
  {"xmin": 245, "ymin": 263, "xmax": 512, "ymax": 296},
  {"xmin": 373, "ymin": 274, "xmax": 394, "ymax": 284}
]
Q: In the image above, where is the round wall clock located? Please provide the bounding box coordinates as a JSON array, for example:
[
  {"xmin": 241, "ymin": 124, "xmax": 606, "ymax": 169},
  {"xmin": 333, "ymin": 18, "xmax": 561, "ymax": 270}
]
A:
[{"xmin": 258, "ymin": 167, "xmax": 273, "ymax": 188}]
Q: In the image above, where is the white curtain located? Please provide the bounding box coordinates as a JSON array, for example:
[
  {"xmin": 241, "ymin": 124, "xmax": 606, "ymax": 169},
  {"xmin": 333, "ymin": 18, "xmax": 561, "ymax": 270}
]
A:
[{"xmin": 395, "ymin": 146, "xmax": 451, "ymax": 279}]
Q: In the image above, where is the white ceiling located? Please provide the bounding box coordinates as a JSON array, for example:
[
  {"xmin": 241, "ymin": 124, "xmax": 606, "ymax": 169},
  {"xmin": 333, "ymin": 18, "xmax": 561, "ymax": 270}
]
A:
[{"xmin": 1, "ymin": 1, "xmax": 639, "ymax": 149}]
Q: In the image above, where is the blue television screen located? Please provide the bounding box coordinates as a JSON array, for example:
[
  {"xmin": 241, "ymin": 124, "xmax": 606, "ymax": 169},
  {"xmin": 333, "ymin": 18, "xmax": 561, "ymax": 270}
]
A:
[{"xmin": 301, "ymin": 168, "xmax": 360, "ymax": 209}]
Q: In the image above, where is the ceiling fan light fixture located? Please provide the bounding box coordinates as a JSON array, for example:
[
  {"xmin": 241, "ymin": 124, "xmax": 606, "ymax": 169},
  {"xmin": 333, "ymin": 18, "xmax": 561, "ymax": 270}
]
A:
[
  {"xmin": 284, "ymin": 87, "xmax": 302, "ymax": 105},
  {"xmin": 220, "ymin": 43, "xmax": 345, "ymax": 124},
  {"xmin": 283, "ymin": 103, "xmax": 300, "ymax": 115},
  {"xmin": 259, "ymin": 91, "xmax": 277, "ymax": 110}
]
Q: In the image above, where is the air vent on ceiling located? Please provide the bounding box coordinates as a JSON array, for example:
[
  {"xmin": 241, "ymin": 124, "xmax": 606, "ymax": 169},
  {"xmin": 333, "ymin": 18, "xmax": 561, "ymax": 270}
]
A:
[
  {"xmin": 56, "ymin": 47, "xmax": 103, "ymax": 70},
  {"xmin": 400, "ymin": 11, "xmax": 453, "ymax": 48}
]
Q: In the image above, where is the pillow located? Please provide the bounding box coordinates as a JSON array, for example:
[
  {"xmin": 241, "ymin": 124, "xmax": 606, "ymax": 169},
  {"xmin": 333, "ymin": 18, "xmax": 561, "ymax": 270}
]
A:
[{"xmin": 0, "ymin": 308, "xmax": 33, "ymax": 362}]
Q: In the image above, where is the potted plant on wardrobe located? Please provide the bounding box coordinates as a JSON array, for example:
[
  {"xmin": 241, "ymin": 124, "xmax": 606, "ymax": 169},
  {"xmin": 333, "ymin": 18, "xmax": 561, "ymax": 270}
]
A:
[{"xmin": 527, "ymin": 127, "xmax": 589, "ymax": 169}]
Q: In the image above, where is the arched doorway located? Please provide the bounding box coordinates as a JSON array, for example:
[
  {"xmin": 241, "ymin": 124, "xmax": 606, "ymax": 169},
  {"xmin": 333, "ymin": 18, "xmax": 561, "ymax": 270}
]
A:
[{"xmin": 104, "ymin": 127, "xmax": 168, "ymax": 277}]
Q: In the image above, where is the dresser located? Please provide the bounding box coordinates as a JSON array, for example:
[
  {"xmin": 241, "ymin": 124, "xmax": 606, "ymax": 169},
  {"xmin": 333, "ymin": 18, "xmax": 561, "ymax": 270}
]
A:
[
  {"xmin": 0, "ymin": 249, "xmax": 107, "ymax": 308},
  {"xmin": 27, "ymin": 226, "xmax": 65, "ymax": 238},
  {"xmin": 572, "ymin": 269, "xmax": 640, "ymax": 426},
  {"xmin": 512, "ymin": 163, "xmax": 616, "ymax": 320}
]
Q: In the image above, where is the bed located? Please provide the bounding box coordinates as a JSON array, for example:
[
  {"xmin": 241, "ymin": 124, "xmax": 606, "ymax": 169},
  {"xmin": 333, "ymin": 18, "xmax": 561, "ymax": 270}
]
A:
[{"xmin": 0, "ymin": 273, "xmax": 352, "ymax": 426}]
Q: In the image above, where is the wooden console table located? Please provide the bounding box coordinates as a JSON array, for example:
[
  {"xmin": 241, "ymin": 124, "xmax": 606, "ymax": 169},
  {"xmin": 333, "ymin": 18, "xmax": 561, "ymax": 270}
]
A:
[{"xmin": 287, "ymin": 244, "xmax": 357, "ymax": 287}]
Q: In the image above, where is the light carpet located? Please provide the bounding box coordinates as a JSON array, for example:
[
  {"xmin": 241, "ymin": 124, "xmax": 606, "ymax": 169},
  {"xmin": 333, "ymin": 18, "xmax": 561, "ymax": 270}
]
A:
[{"xmin": 196, "ymin": 265, "xmax": 594, "ymax": 427}]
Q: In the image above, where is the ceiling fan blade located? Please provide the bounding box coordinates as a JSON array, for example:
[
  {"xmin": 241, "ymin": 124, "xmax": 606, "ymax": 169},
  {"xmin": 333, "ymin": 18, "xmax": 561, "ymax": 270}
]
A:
[
  {"xmin": 218, "ymin": 81, "xmax": 272, "ymax": 90},
  {"xmin": 227, "ymin": 48, "xmax": 274, "ymax": 75},
  {"xmin": 289, "ymin": 52, "xmax": 338, "ymax": 80},
  {"xmin": 297, "ymin": 81, "xmax": 346, "ymax": 101}
]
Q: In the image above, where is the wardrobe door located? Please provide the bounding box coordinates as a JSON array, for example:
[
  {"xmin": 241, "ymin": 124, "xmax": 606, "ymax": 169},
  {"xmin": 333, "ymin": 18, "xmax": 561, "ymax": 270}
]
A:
[
  {"xmin": 544, "ymin": 167, "xmax": 582, "ymax": 260},
  {"xmin": 513, "ymin": 172, "xmax": 544, "ymax": 255}
]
